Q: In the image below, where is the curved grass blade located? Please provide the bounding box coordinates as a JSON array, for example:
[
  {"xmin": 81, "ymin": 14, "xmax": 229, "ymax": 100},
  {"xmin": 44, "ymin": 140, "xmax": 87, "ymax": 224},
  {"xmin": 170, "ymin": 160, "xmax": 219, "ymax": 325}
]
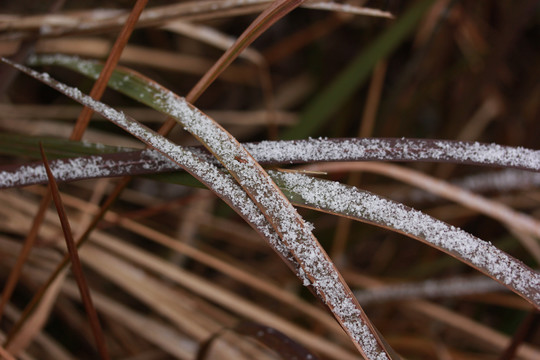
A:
[
  {"xmin": 2, "ymin": 0, "xmax": 391, "ymax": 42},
  {"xmin": 271, "ymin": 170, "xmax": 540, "ymax": 309},
  {"xmin": 2, "ymin": 134, "xmax": 539, "ymax": 190},
  {"xmin": 6, "ymin": 147, "xmax": 540, "ymax": 300},
  {"xmin": 300, "ymin": 162, "xmax": 540, "ymax": 241},
  {"xmin": 3, "ymin": 59, "xmax": 396, "ymax": 360}
]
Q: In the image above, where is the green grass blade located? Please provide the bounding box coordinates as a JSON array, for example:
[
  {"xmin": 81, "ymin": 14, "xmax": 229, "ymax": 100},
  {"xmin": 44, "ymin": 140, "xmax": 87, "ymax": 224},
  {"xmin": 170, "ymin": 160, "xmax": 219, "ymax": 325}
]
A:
[
  {"xmin": 282, "ymin": 0, "xmax": 435, "ymax": 140},
  {"xmin": 4, "ymin": 58, "xmax": 396, "ymax": 360}
]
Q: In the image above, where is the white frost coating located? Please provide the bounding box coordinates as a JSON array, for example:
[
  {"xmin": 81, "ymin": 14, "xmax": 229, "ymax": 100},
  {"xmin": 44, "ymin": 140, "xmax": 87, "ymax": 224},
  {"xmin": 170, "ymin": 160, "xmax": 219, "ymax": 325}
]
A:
[
  {"xmin": 244, "ymin": 138, "xmax": 540, "ymax": 171},
  {"xmin": 4, "ymin": 141, "xmax": 540, "ymax": 189},
  {"xmin": 0, "ymin": 150, "xmax": 172, "ymax": 188},
  {"xmin": 273, "ymin": 171, "xmax": 540, "ymax": 306},
  {"xmin": 0, "ymin": 156, "xmax": 111, "ymax": 187},
  {"xmin": 5, "ymin": 58, "xmax": 288, "ymax": 264},
  {"xmin": 354, "ymin": 276, "xmax": 505, "ymax": 305},
  {"xmin": 10, "ymin": 62, "xmax": 391, "ymax": 359},
  {"xmin": 151, "ymin": 90, "xmax": 389, "ymax": 359},
  {"xmin": 4, "ymin": 136, "xmax": 540, "ymax": 189},
  {"xmin": 433, "ymin": 141, "xmax": 540, "ymax": 170}
]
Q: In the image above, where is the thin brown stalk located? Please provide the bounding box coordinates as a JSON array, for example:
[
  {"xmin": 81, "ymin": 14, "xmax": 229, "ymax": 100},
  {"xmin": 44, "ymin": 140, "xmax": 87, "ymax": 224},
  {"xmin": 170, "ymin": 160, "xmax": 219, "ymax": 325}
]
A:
[
  {"xmin": 0, "ymin": 346, "xmax": 16, "ymax": 360},
  {"xmin": 1, "ymin": 0, "xmax": 147, "ymax": 346},
  {"xmin": 0, "ymin": 191, "xmax": 51, "ymax": 321},
  {"xmin": 39, "ymin": 144, "xmax": 110, "ymax": 360},
  {"xmin": 498, "ymin": 310, "xmax": 539, "ymax": 360},
  {"xmin": 3, "ymin": 176, "xmax": 131, "ymax": 347},
  {"xmin": 71, "ymin": 0, "xmax": 148, "ymax": 139}
]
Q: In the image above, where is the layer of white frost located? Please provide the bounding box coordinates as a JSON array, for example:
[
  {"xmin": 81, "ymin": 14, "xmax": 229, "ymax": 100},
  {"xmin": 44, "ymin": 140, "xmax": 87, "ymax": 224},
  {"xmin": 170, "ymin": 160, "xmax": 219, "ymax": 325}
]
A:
[
  {"xmin": 8, "ymin": 61, "xmax": 389, "ymax": 359},
  {"xmin": 272, "ymin": 171, "xmax": 540, "ymax": 306},
  {"xmin": 3, "ymin": 142, "xmax": 540, "ymax": 190},
  {"xmin": 150, "ymin": 85, "xmax": 388, "ymax": 359},
  {"xmin": 245, "ymin": 138, "xmax": 540, "ymax": 171}
]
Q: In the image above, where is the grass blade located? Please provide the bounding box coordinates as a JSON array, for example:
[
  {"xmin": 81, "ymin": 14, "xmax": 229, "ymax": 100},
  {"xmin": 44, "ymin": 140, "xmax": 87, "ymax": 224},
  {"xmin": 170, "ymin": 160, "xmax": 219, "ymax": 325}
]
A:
[
  {"xmin": 282, "ymin": 0, "xmax": 434, "ymax": 140},
  {"xmin": 2, "ymin": 58, "xmax": 397, "ymax": 359},
  {"xmin": 300, "ymin": 162, "xmax": 540, "ymax": 252},
  {"xmin": 271, "ymin": 170, "xmax": 540, "ymax": 309},
  {"xmin": 39, "ymin": 143, "xmax": 110, "ymax": 360},
  {"xmin": 70, "ymin": 0, "xmax": 148, "ymax": 139},
  {"xmin": 2, "ymin": 135, "xmax": 539, "ymax": 190}
]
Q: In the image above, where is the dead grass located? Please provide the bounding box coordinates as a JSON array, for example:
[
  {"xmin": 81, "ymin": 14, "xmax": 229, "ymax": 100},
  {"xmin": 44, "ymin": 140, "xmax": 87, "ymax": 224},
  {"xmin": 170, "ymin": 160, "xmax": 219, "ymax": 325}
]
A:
[{"xmin": 0, "ymin": 1, "xmax": 539, "ymax": 359}]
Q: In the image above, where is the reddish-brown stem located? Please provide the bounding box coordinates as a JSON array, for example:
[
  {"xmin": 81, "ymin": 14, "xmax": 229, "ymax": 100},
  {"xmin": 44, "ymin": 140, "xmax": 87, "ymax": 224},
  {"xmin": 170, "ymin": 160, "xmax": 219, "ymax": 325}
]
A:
[
  {"xmin": 1, "ymin": 0, "xmax": 147, "ymax": 346},
  {"xmin": 40, "ymin": 144, "xmax": 110, "ymax": 360}
]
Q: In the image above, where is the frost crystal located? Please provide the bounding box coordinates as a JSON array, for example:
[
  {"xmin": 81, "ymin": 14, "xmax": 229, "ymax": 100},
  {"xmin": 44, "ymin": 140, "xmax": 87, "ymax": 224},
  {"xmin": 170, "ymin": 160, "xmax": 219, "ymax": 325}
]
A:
[{"xmin": 273, "ymin": 171, "xmax": 540, "ymax": 306}]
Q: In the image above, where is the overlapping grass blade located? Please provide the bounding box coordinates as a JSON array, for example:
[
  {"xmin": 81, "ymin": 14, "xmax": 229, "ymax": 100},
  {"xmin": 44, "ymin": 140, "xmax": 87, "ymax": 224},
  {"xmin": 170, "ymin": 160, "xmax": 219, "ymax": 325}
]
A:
[
  {"xmin": 3, "ymin": 135, "xmax": 539, "ymax": 308},
  {"xmin": 2, "ymin": 134, "xmax": 539, "ymax": 190},
  {"xmin": 2, "ymin": 59, "xmax": 396, "ymax": 359},
  {"xmin": 271, "ymin": 171, "xmax": 540, "ymax": 309}
]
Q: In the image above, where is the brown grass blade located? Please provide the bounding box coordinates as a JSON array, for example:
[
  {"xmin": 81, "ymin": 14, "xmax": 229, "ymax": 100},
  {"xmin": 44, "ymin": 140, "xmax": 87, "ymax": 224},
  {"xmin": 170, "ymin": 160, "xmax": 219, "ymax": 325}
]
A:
[
  {"xmin": 300, "ymin": 162, "xmax": 540, "ymax": 254},
  {"xmin": 70, "ymin": 0, "xmax": 148, "ymax": 139},
  {"xmin": 271, "ymin": 170, "xmax": 540, "ymax": 309},
  {"xmin": 2, "ymin": 59, "xmax": 397, "ymax": 359},
  {"xmin": 0, "ymin": 0, "xmax": 147, "ymax": 347},
  {"xmin": 39, "ymin": 143, "xmax": 110, "ymax": 360},
  {"xmin": 234, "ymin": 321, "xmax": 321, "ymax": 360},
  {"xmin": 0, "ymin": 346, "xmax": 16, "ymax": 360}
]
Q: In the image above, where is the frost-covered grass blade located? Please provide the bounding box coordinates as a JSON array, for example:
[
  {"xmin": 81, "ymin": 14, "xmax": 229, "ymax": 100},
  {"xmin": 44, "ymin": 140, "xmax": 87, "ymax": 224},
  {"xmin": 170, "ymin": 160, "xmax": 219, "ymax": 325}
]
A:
[
  {"xmin": 2, "ymin": 58, "xmax": 397, "ymax": 360},
  {"xmin": 271, "ymin": 171, "xmax": 540, "ymax": 309}
]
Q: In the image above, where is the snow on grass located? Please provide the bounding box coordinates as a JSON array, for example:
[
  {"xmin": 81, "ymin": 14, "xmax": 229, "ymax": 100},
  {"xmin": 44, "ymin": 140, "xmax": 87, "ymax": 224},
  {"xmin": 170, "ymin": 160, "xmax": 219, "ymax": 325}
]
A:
[
  {"xmin": 27, "ymin": 55, "xmax": 540, "ymax": 173},
  {"xmin": 150, "ymin": 85, "xmax": 389, "ymax": 360},
  {"xmin": 4, "ymin": 59, "xmax": 390, "ymax": 359},
  {"xmin": 4, "ymin": 140, "xmax": 540, "ymax": 190},
  {"xmin": 0, "ymin": 150, "xmax": 172, "ymax": 189},
  {"xmin": 245, "ymin": 138, "xmax": 540, "ymax": 171},
  {"xmin": 272, "ymin": 170, "xmax": 540, "ymax": 308}
]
